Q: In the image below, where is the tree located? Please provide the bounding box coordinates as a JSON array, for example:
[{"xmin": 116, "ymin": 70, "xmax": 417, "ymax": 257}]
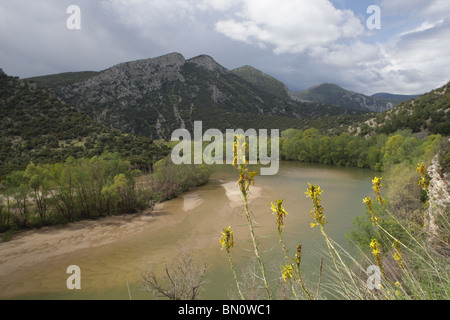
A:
[
  {"xmin": 3, "ymin": 171, "xmax": 30, "ymax": 227},
  {"xmin": 141, "ymin": 251, "xmax": 208, "ymax": 300},
  {"xmin": 24, "ymin": 163, "xmax": 52, "ymax": 225},
  {"xmin": 384, "ymin": 134, "xmax": 404, "ymax": 166}
]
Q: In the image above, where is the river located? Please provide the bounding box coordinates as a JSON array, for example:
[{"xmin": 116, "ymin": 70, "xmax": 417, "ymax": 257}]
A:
[{"xmin": 0, "ymin": 162, "xmax": 375, "ymax": 300}]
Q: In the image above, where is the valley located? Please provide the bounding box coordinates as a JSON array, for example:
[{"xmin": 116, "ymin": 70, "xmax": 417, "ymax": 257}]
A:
[{"xmin": 1, "ymin": 52, "xmax": 449, "ymax": 301}]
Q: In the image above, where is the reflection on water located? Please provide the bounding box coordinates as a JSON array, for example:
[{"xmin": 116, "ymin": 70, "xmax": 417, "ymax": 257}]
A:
[{"xmin": 0, "ymin": 162, "xmax": 374, "ymax": 300}]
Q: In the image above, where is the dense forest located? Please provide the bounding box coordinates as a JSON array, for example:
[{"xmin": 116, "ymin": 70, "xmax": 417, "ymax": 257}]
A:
[{"xmin": 280, "ymin": 128, "xmax": 444, "ymax": 171}]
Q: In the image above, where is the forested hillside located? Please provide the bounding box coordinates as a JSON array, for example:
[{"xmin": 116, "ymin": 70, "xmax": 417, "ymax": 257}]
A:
[
  {"xmin": 0, "ymin": 70, "xmax": 170, "ymax": 179},
  {"xmin": 281, "ymin": 81, "xmax": 450, "ymax": 172},
  {"xmin": 353, "ymin": 81, "xmax": 450, "ymax": 137}
]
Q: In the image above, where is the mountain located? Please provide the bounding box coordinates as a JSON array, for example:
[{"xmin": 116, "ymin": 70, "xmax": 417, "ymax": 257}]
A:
[
  {"xmin": 0, "ymin": 70, "xmax": 169, "ymax": 178},
  {"xmin": 231, "ymin": 65, "xmax": 293, "ymax": 100},
  {"xmin": 293, "ymin": 83, "xmax": 398, "ymax": 113},
  {"xmin": 350, "ymin": 81, "xmax": 450, "ymax": 137},
  {"xmin": 371, "ymin": 92, "xmax": 421, "ymax": 102},
  {"xmin": 27, "ymin": 71, "xmax": 100, "ymax": 90},
  {"xmin": 27, "ymin": 53, "xmax": 365, "ymax": 140}
]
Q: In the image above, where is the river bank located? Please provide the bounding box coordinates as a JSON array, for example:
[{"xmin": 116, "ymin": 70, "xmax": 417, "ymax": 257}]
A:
[
  {"xmin": 0, "ymin": 172, "xmax": 265, "ymax": 299},
  {"xmin": 0, "ymin": 162, "xmax": 374, "ymax": 299}
]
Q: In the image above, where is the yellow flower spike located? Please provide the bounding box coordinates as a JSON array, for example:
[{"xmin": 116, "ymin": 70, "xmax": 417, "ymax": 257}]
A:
[
  {"xmin": 363, "ymin": 197, "xmax": 379, "ymax": 226},
  {"xmin": 363, "ymin": 197, "xmax": 373, "ymax": 211},
  {"xmin": 240, "ymin": 170, "xmax": 257, "ymax": 191},
  {"xmin": 295, "ymin": 244, "xmax": 302, "ymax": 265},
  {"xmin": 392, "ymin": 240, "xmax": 405, "ymax": 269},
  {"xmin": 372, "ymin": 177, "xmax": 386, "ymax": 205},
  {"xmin": 370, "ymin": 239, "xmax": 385, "ymax": 276},
  {"xmin": 233, "ymin": 134, "xmax": 249, "ymax": 167},
  {"xmin": 416, "ymin": 162, "xmax": 430, "ymax": 192},
  {"xmin": 271, "ymin": 199, "xmax": 288, "ymax": 229},
  {"xmin": 306, "ymin": 183, "xmax": 327, "ymax": 228},
  {"xmin": 281, "ymin": 263, "xmax": 294, "ymax": 283},
  {"xmin": 220, "ymin": 226, "xmax": 234, "ymax": 250}
]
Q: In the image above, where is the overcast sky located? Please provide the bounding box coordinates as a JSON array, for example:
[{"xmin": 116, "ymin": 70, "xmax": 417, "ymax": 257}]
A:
[{"xmin": 1, "ymin": 0, "xmax": 449, "ymax": 95}]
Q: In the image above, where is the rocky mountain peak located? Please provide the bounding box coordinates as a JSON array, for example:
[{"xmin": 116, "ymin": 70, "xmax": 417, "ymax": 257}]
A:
[
  {"xmin": 187, "ymin": 54, "xmax": 228, "ymax": 74},
  {"xmin": 59, "ymin": 53, "xmax": 188, "ymax": 104}
]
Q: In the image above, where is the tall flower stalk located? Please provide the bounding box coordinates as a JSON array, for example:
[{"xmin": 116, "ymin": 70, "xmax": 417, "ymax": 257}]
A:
[
  {"xmin": 220, "ymin": 226, "xmax": 245, "ymax": 300},
  {"xmin": 233, "ymin": 135, "xmax": 272, "ymax": 299},
  {"xmin": 306, "ymin": 183, "xmax": 362, "ymax": 299},
  {"xmin": 271, "ymin": 199, "xmax": 312, "ymax": 299}
]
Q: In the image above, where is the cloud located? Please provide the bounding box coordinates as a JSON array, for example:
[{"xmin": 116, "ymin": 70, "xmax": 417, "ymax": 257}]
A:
[
  {"xmin": 380, "ymin": 19, "xmax": 450, "ymax": 93},
  {"xmin": 0, "ymin": 0, "xmax": 449, "ymax": 96},
  {"xmin": 196, "ymin": 0, "xmax": 242, "ymax": 11},
  {"xmin": 318, "ymin": 41, "xmax": 382, "ymax": 68},
  {"xmin": 101, "ymin": 0, "xmax": 195, "ymax": 29},
  {"xmin": 214, "ymin": 0, "xmax": 364, "ymax": 55},
  {"xmin": 398, "ymin": 19, "xmax": 444, "ymax": 37}
]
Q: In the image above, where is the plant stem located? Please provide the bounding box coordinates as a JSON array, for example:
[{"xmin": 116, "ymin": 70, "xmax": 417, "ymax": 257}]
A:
[
  {"xmin": 277, "ymin": 227, "xmax": 313, "ymax": 299},
  {"xmin": 317, "ymin": 257, "xmax": 323, "ymax": 299},
  {"xmin": 226, "ymin": 248, "xmax": 245, "ymax": 300},
  {"xmin": 241, "ymin": 186, "xmax": 272, "ymax": 300},
  {"xmin": 320, "ymin": 225, "xmax": 364, "ymax": 299}
]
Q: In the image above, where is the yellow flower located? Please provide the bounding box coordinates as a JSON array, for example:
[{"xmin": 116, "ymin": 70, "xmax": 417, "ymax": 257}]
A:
[
  {"xmin": 305, "ymin": 183, "xmax": 323, "ymax": 200},
  {"xmin": 370, "ymin": 238, "xmax": 379, "ymax": 251},
  {"xmin": 372, "ymin": 177, "xmax": 385, "ymax": 205},
  {"xmin": 295, "ymin": 243, "xmax": 302, "ymax": 266},
  {"xmin": 370, "ymin": 238, "xmax": 384, "ymax": 276},
  {"xmin": 363, "ymin": 197, "xmax": 373, "ymax": 209},
  {"xmin": 392, "ymin": 240, "xmax": 405, "ymax": 269},
  {"xmin": 271, "ymin": 199, "xmax": 288, "ymax": 229},
  {"xmin": 238, "ymin": 168, "xmax": 257, "ymax": 192},
  {"xmin": 306, "ymin": 183, "xmax": 327, "ymax": 228},
  {"xmin": 232, "ymin": 135, "xmax": 248, "ymax": 167},
  {"xmin": 363, "ymin": 197, "xmax": 379, "ymax": 226},
  {"xmin": 281, "ymin": 263, "xmax": 294, "ymax": 283},
  {"xmin": 220, "ymin": 226, "xmax": 234, "ymax": 250},
  {"xmin": 416, "ymin": 162, "xmax": 430, "ymax": 192}
]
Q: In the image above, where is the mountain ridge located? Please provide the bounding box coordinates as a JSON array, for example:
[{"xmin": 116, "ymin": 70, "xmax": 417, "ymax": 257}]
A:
[
  {"xmin": 25, "ymin": 53, "xmax": 423, "ymax": 116},
  {"xmin": 293, "ymin": 83, "xmax": 398, "ymax": 112},
  {"xmin": 27, "ymin": 52, "xmax": 365, "ymax": 140}
]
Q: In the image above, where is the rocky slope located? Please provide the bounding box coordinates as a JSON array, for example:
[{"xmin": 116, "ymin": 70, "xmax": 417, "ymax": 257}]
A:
[
  {"xmin": 426, "ymin": 155, "xmax": 450, "ymax": 254},
  {"xmin": 231, "ymin": 65, "xmax": 293, "ymax": 100},
  {"xmin": 29, "ymin": 53, "xmax": 365, "ymax": 140}
]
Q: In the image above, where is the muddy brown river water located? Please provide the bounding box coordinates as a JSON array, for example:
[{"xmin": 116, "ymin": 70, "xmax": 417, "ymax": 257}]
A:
[{"xmin": 0, "ymin": 162, "xmax": 374, "ymax": 299}]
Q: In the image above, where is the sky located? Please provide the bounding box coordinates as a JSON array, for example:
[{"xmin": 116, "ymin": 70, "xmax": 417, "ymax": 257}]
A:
[{"xmin": 0, "ymin": 0, "xmax": 449, "ymax": 95}]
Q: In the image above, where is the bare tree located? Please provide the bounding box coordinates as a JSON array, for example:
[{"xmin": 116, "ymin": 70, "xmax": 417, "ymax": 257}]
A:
[{"xmin": 141, "ymin": 251, "xmax": 208, "ymax": 300}]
